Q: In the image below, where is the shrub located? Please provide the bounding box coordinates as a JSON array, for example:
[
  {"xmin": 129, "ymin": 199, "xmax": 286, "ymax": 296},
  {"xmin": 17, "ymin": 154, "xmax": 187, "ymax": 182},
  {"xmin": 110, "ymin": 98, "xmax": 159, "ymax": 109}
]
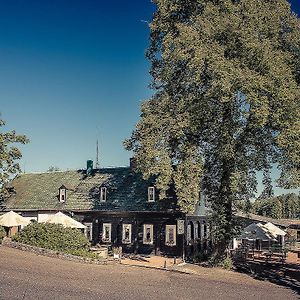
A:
[
  {"xmin": 12, "ymin": 223, "xmax": 93, "ymax": 257},
  {"xmin": 191, "ymin": 251, "xmax": 210, "ymax": 263},
  {"xmin": 0, "ymin": 226, "xmax": 6, "ymax": 243},
  {"xmin": 221, "ymin": 257, "xmax": 233, "ymax": 270}
]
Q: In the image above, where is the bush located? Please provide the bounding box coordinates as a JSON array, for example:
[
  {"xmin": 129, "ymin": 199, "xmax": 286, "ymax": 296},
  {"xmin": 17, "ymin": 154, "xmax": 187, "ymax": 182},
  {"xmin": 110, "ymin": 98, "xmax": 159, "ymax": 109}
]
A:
[
  {"xmin": 191, "ymin": 251, "xmax": 210, "ymax": 263},
  {"xmin": 12, "ymin": 223, "xmax": 94, "ymax": 257},
  {"xmin": 221, "ymin": 257, "xmax": 233, "ymax": 270},
  {"xmin": 0, "ymin": 226, "xmax": 6, "ymax": 243}
]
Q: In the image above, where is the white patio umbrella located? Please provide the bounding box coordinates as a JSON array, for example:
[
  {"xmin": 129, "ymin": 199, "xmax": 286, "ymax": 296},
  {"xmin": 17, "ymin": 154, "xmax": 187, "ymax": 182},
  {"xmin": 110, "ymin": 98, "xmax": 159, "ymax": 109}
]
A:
[
  {"xmin": 44, "ymin": 212, "xmax": 86, "ymax": 229},
  {"xmin": 0, "ymin": 211, "xmax": 30, "ymax": 227}
]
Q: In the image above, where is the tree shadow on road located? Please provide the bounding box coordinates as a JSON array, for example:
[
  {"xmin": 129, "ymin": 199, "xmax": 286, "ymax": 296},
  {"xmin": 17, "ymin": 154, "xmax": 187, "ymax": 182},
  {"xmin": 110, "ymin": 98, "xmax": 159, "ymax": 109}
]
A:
[{"xmin": 234, "ymin": 261, "xmax": 300, "ymax": 297}]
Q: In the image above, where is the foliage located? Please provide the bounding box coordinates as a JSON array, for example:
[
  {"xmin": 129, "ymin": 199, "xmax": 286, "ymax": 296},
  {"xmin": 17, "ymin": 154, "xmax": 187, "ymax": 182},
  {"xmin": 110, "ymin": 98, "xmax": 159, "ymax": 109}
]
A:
[
  {"xmin": 125, "ymin": 0, "xmax": 300, "ymax": 258},
  {"xmin": 221, "ymin": 257, "xmax": 233, "ymax": 270},
  {"xmin": 0, "ymin": 226, "xmax": 6, "ymax": 243},
  {"xmin": 0, "ymin": 118, "xmax": 29, "ymax": 202},
  {"xmin": 252, "ymin": 193, "xmax": 300, "ymax": 219},
  {"xmin": 12, "ymin": 223, "xmax": 95, "ymax": 258},
  {"xmin": 191, "ymin": 251, "xmax": 210, "ymax": 263},
  {"xmin": 258, "ymin": 169, "xmax": 274, "ymax": 200}
]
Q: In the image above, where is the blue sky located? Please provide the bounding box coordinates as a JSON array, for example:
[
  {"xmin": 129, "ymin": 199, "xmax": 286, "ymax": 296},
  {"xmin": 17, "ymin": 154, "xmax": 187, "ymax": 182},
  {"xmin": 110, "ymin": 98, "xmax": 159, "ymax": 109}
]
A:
[{"xmin": 0, "ymin": 0, "xmax": 299, "ymax": 196}]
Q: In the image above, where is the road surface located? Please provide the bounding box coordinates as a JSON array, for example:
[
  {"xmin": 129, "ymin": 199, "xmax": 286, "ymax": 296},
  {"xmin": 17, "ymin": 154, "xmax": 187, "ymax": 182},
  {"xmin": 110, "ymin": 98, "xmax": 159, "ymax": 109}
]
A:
[{"xmin": 0, "ymin": 246, "xmax": 297, "ymax": 300}]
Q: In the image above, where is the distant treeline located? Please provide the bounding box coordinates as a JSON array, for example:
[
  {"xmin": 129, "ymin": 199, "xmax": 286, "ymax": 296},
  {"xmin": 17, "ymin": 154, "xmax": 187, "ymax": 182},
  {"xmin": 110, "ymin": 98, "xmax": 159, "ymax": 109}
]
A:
[{"xmin": 239, "ymin": 193, "xmax": 300, "ymax": 219}]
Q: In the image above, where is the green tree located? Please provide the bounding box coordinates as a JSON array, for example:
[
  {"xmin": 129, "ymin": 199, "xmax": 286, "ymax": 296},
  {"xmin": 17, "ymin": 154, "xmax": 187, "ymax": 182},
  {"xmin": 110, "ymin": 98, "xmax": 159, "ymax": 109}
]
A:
[
  {"xmin": 253, "ymin": 193, "xmax": 300, "ymax": 219},
  {"xmin": 125, "ymin": 0, "xmax": 300, "ymax": 258},
  {"xmin": 259, "ymin": 169, "xmax": 274, "ymax": 200},
  {"xmin": 0, "ymin": 118, "xmax": 29, "ymax": 202}
]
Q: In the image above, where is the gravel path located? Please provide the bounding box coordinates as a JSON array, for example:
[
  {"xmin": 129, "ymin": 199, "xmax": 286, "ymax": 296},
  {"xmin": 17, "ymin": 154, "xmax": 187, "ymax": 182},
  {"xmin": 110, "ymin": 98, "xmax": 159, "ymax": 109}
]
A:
[{"xmin": 0, "ymin": 246, "xmax": 297, "ymax": 300}]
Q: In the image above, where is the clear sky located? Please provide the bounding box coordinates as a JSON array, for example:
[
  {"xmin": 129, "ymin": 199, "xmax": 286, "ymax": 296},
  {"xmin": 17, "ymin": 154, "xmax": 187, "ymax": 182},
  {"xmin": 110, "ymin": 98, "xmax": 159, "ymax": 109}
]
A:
[{"xmin": 0, "ymin": 0, "xmax": 299, "ymax": 196}]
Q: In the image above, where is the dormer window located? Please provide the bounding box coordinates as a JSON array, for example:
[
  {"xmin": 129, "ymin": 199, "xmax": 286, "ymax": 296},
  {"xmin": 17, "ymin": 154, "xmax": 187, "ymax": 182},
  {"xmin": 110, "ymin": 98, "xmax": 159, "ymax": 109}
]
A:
[
  {"xmin": 59, "ymin": 186, "xmax": 67, "ymax": 203},
  {"xmin": 148, "ymin": 187, "xmax": 155, "ymax": 202},
  {"xmin": 100, "ymin": 187, "xmax": 107, "ymax": 202}
]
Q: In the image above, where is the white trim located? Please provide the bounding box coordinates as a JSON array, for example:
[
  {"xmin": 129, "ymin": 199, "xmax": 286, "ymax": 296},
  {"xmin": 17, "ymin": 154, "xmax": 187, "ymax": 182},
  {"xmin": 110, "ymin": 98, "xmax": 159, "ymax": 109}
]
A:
[
  {"xmin": 148, "ymin": 187, "xmax": 155, "ymax": 202},
  {"xmin": 122, "ymin": 224, "xmax": 132, "ymax": 244},
  {"xmin": 165, "ymin": 225, "xmax": 176, "ymax": 246},
  {"xmin": 100, "ymin": 187, "xmax": 107, "ymax": 202},
  {"xmin": 143, "ymin": 224, "xmax": 154, "ymax": 244},
  {"xmin": 102, "ymin": 223, "xmax": 111, "ymax": 242},
  {"xmin": 59, "ymin": 188, "xmax": 66, "ymax": 203}
]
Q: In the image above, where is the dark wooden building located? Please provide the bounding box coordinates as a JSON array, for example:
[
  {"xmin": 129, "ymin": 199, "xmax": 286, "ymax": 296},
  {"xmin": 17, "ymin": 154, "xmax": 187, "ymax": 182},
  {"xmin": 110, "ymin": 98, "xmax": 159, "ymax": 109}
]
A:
[{"xmin": 3, "ymin": 161, "xmax": 209, "ymax": 257}]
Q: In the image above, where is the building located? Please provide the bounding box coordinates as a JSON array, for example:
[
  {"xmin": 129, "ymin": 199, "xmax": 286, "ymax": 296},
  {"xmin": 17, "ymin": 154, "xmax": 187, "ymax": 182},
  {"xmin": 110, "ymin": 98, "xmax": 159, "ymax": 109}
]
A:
[
  {"xmin": 236, "ymin": 211, "xmax": 300, "ymax": 263},
  {"xmin": 2, "ymin": 160, "xmax": 209, "ymax": 257}
]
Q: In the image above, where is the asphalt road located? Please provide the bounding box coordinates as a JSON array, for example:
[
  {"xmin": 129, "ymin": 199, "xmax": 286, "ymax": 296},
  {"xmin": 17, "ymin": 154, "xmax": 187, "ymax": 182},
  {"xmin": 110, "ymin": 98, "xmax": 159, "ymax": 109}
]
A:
[{"xmin": 0, "ymin": 246, "xmax": 297, "ymax": 300}]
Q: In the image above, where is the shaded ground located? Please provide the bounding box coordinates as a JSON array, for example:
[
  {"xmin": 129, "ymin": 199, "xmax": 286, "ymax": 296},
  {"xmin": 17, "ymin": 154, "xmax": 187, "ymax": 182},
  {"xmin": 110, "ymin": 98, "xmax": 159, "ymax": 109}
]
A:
[
  {"xmin": 0, "ymin": 246, "xmax": 298, "ymax": 300},
  {"xmin": 235, "ymin": 260, "xmax": 300, "ymax": 297}
]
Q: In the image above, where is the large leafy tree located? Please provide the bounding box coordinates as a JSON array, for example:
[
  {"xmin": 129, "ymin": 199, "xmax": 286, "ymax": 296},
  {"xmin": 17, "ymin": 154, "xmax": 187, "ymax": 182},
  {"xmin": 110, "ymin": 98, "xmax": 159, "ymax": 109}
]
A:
[
  {"xmin": 125, "ymin": 0, "xmax": 300, "ymax": 257},
  {"xmin": 0, "ymin": 118, "xmax": 29, "ymax": 203}
]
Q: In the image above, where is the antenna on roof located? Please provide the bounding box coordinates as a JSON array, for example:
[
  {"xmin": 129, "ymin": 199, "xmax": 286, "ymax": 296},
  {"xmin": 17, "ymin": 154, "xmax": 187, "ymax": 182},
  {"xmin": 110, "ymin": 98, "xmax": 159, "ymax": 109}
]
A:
[{"xmin": 96, "ymin": 140, "xmax": 100, "ymax": 169}]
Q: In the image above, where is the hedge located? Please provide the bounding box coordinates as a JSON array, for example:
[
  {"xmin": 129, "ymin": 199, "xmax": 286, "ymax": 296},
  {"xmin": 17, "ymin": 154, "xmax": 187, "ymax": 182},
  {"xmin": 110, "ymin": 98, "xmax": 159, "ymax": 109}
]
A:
[{"xmin": 12, "ymin": 222, "xmax": 96, "ymax": 258}]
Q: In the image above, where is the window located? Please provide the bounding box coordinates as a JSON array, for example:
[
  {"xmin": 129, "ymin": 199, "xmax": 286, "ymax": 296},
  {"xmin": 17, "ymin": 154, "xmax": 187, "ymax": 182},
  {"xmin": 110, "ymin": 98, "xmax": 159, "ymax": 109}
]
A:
[
  {"xmin": 165, "ymin": 225, "xmax": 176, "ymax": 246},
  {"xmin": 84, "ymin": 223, "xmax": 93, "ymax": 241},
  {"xmin": 102, "ymin": 223, "xmax": 111, "ymax": 242},
  {"xmin": 122, "ymin": 224, "xmax": 132, "ymax": 244},
  {"xmin": 59, "ymin": 188, "xmax": 66, "ymax": 203},
  {"xmin": 195, "ymin": 223, "xmax": 199, "ymax": 240},
  {"xmin": 194, "ymin": 221, "xmax": 201, "ymax": 239},
  {"xmin": 203, "ymin": 221, "xmax": 207, "ymax": 238},
  {"xmin": 148, "ymin": 187, "xmax": 155, "ymax": 202},
  {"xmin": 143, "ymin": 224, "xmax": 154, "ymax": 244},
  {"xmin": 187, "ymin": 224, "xmax": 192, "ymax": 243},
  {"xmin": 100, "ymin": 187, "xmax": 107, "ymax": 202}
]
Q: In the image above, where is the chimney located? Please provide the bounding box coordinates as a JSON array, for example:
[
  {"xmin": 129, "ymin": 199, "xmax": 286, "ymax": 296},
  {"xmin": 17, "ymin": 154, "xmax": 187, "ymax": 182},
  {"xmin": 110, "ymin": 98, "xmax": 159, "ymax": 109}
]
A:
[
  {"xmin": 130, "ymin": 157, "xmax": 136, "ymax": 171},
  {"xmin": 86, "ymin": 160, "xmax": 93, "ymax": 175}
]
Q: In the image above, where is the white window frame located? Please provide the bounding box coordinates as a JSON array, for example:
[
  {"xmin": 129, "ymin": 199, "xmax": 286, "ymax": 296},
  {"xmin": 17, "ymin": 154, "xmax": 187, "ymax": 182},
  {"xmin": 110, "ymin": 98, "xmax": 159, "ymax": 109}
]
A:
[
  {"xmin": 143, "ymin": 224, "xmax": 154, "ymax": 244},
  {"xmin": 59, "ymin": 188, "xmax": 66, "ymax": 203},
  {"xmin": 148, "ymin": 187, "xmax": 155, "ymax": 202},
  {"xmin": 165, "ymin": 225, "xmax": 176, "ymax": 246},
  {"xmin": 100, "ymin": 187, "xmax": 107, "ymax": 202},
  {"xmin": 102, "ymin": 223, "xmax": 111, "ymax": 242},
  {"xmin": 122, "ymin": 224, "xmax": 132, "ymax": 244},
  {"xmin": 84, "ymin": 223, "xmax": 93, "ymax": 241}
]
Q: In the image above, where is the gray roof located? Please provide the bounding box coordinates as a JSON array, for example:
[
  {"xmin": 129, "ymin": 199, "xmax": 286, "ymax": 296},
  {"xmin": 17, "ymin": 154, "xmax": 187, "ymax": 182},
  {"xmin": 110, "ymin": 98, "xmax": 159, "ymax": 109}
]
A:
[
  {"xmin": 4, "ymin": 168, "xmax": 177, "ymax": 212},
  {"xmin": 236, "ymin": 211, "xmax": 300, "ymax": 228}
]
